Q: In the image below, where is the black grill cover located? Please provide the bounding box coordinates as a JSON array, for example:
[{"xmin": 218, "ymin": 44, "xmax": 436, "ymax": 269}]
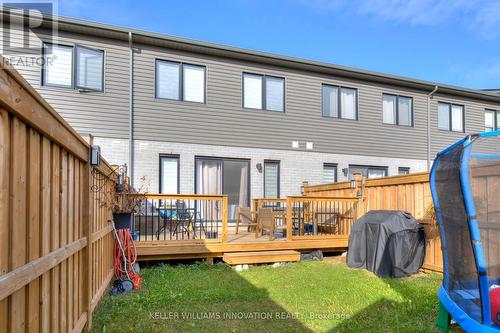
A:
[{"xmin": 347, "ymin": 210, "xmax": 426, "ymax": 277}]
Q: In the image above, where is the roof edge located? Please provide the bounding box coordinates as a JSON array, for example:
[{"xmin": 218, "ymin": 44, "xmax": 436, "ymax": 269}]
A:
[{"xmin": 3, "ymin": 6, "xmax": 500, "ymax": 104}]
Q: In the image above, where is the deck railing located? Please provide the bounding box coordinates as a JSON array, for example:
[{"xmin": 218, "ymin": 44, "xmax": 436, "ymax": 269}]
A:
[
  {"xmin": 135, "ymin": 195, "xmax": 359, "ymax": 244},
  {"xmin": 134, "ymin": 194, "xmax": 228, "ymax": 242},
  {"xmin": 286, "ymin": 196, "xmax": 359, "ymax": 240},
  {"xmin": 252, "ymin": 198, "xmax": 287, "ymax": 212}
]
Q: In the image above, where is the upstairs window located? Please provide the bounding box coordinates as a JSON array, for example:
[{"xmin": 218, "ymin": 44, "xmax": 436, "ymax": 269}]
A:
[
  {"xmin": 43, "ymin": 44, "xmax": 73, "ymax": 88},
  {"xmin": 42, "ymin": 43, "xmax": 104, "ymax": 91},
  {"xmin": 243, "ymin": 73, "xmax": 284, "ymax": 112},
  {"xmin": 485, "ymin": 109, "xmax": 500, "ymax": 132},
  {"xmin": 382, "ymin": 94, "xmax": 413, "ymax": 126},
  {"xmin": 76, "ymin": 46, "xmax": 104, "ymax": 91},
  {"xmin": 322, "ymin": 84, "xmax": 357, "ymax": 120},
  {"xmin": 438, "ymin": 102, "xmax": 464, "ymax": 132},
  {"xmin": 156, "ymin": 60, "xmax": 206, "ymax": 103}
]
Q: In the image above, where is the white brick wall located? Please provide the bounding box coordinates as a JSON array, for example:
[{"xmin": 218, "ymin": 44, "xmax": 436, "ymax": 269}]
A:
[{"xmin": 93, "ymin": 137, "xmax": 427, "ymax": 197}]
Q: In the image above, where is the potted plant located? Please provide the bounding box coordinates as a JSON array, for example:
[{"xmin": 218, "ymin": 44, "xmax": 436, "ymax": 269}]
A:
[{"xmin": 111, "ymin": 178, "xmax": 147, "ymax": 230}]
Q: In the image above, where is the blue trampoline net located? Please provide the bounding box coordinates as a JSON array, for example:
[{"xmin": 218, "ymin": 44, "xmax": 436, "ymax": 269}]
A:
[
  {"xmin": 434, "ymin": 144, "xmax": 481, "ymax": 322},
  {"xmin": 434, "ymin": 135, "xmax": 500, "ymax": 327}
]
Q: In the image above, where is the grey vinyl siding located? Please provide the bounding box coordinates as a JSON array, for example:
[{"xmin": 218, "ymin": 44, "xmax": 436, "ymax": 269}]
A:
[
  {"xmin": 4, "ymin": 26, "xmax": 500, "ymax": 159},
  {"xmin": 133, "ymin": 44, "xmax": 433, "ymax": 159},
  {"xmin": 2, "ymin": 27, "xmax": 130, "ymax": 138}
]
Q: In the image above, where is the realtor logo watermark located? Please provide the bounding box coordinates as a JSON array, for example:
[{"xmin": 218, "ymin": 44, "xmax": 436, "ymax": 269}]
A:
[{"xmin": 0, "ymin": 1, "xmax": 58, "ymax": 66}]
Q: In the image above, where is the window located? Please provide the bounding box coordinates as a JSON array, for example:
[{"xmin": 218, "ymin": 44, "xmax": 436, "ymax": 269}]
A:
[
  {"xmin": 243, "ymin": 73, "xmax": 284, "ymax": 112},
  {"xmin": 76, "ymin": 46, "xmax": 104, "ymax": 91},
  {"xmin": 43, "ymin": 44, "xmax": 73, "ymax": 88},
  {"xmin": 42, "ymin": 43, "xmax": 104, "ymax": 91},
  {"xmin": 264, "ymin": 160, "xmax": 280, "ymax": 198},
  {"xmin": 348, "ymin": 165, "xmax": 388, "ymax": 179},
  {"xmin": 438, "ymin": 102, "xmax": 464, "ymax": 132},
  {"xmin": 156, "ymin": 60, "xmax": 205, "ymax": 102},
  {"xmin": 383, "ymin": 94, "xmax": 413, "ymax": 126},
  {"xmin": 159, "ymin": 155, "xmax": 179, "ymax": 194},
  {"xmin": 398, "ymin": 167, "xmax": 410, "ymax": 175},
  {"xmin": 323, "ymin": 163, "xmax": 337, "ymax": 183},
  {"xmin": 485, "ymin": 109, "xmax": 500, "ymax": 132},
  {"xmin": 322, "ymin": 84, "xmax": 357, "ymax": 120}
]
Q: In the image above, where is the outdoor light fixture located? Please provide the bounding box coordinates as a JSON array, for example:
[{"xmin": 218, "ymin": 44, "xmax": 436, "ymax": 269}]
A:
[
  {"xmin": 90, "ymin": 145, "xmax": 101, "ymax": 166},
  {"xmin": 256, "ymin": 163, "xmax": 263, "ymax": 173},
  {"xmin": 342, "ymin": 168, "xmax": 349, "ymax": 177},
  {"xmin": 350, "ymin": 179, "xmax": 357, "ymax": 189}
]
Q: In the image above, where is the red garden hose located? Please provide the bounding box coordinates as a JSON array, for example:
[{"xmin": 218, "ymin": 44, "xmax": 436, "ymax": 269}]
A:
[{"xmin": 113, "ymin": 228, "xmax": 143, "ymax": 289}]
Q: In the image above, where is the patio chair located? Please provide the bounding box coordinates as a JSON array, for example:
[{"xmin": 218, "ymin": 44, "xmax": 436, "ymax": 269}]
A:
[
  {"xmin": 235, "ymin": 206, "xmax": 258, "ymax": 235},
  {"xmin": 257, "ymin": 208, "xmax": 286, "ymax": 241},
  {"xmin": 172, "ymin": 200, "xmax": 194, "ymax": 239}
]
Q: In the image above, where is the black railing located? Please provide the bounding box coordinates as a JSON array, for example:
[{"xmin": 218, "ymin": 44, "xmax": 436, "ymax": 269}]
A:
[{"xmin": 133, "ymin": 194, "xmax": 227, "ymax": 241}]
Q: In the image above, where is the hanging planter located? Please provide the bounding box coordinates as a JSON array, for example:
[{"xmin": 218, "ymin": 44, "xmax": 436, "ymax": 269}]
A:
[{"xmin": 113, "ymin": 212, "xmax": 133, "ymax": 229}]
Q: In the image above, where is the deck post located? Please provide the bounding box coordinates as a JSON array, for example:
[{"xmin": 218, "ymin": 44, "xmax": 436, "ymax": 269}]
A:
[
  {"xmin": 286, "ymin": 197, "xmax": 293, "ymax": 240},
  {"xmin": 222, "ymin": 195, "xmax": 228, "ymax": 243}
]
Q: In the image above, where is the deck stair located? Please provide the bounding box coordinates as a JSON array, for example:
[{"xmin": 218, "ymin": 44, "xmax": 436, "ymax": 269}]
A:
[{"xmin": 222, "ymin": 250, "xmax": 300, "ymax": 265}]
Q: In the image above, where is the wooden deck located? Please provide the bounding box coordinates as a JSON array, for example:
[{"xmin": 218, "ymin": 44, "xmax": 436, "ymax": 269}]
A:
[
  {"xmin": 134, "ymin": 194, "xmax": 356, "ymax": 261},
  {"xmin": 135, "ymin": 229, "xmax": 349, "ymax": 260}
]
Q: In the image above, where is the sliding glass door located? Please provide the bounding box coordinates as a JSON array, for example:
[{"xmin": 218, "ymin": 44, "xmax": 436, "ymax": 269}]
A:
[{"xmin": 195, "ymin": 157, "xmax": 250, "ymax": 220}]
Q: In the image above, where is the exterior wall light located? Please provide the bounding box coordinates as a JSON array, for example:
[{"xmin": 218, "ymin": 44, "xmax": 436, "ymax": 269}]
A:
[{"xmin": 90, "ymin": 145, "xmax": 101, "ymax": 166}]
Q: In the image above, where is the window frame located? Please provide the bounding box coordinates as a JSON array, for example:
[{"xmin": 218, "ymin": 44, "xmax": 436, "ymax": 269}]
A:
[
  {"xmin": 41, "ymin": 42, "xmax": 75, "ymax": 89},
  {"xmin": 484, "ymin": 109, "xmax": 500, "ymax": 132},
  {"xmin": 263, "ymin": 160, "xmax": 280, "ymax": 198},
  {"xmin": 155, "ymin": 59, "xmax": 206, "ymax": 103},
  {"xmin": 382, "ymin": 93, "xmax": 414, "ymax": 127},
  {"xmin": 321, "ymin": 83, "xmax": 358, "ymax": 120},
  {"xmin": 437, "ymin": 101, "xmax": 465, "ymax": 133},
  {"xmin": 348, "ymin": 164, "xmax": 388, "ymax": 179},
  {"xmin": 159, "ymin": 154, "xmax": 180, "ymax": 194},
  {"xmin": 323, "ymin": 163, "xmax": 338, "ymax": 183},
  {"xmin": 41, "ymin": 42, "xmax": 105, "ymax": 92},
  {"xmin": 75, "ymin": 44, "xmax": 105, "ymax": 92},
  {"xmin": 398, "ymin": 167, "xmax": 410, "ymax": 175},
  {"xmin": 242, "ymin": 72, "xmax": 285, "ymax": 112}
]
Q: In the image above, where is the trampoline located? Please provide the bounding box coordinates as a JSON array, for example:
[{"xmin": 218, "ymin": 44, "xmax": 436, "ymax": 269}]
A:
[{"xmin": 430, "ymin": 131, "xmax": 500, "ymax": 332}]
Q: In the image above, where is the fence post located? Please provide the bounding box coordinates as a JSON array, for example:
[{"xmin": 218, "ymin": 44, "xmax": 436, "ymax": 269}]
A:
[
  {"xmin": 221, "ymin": 195, "xmax": 228, "ymax": 243},
  {"xmin": 286, "ymin": 197, "xmax": 292, "ymax": 241},
  {"xmin": 82, "ymin": 161, "xmax": 93, "ymax": 332}
]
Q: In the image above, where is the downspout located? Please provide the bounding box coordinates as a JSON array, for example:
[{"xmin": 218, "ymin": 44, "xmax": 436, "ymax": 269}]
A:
[
  {"xmin": 128, "ymin": 31, "xmax": 134, "ymax": 187},
  {"xmin": 427, "ymin": 85, "xmax": 439, "ymax": 171}
]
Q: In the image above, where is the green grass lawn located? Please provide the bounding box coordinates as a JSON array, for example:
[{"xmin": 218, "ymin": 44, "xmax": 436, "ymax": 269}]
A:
[{"xmin": 91, "ymin": 258, "xmax": 448, "ymax": 332}]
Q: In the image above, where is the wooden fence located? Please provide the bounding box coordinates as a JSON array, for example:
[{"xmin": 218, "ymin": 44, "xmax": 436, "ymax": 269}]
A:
[
  {"xmin": 303, "ymin": 172, "xmax": 443, "ymax": 272},
  {"xmin": 0, "ymin": 58, "xmax": 116, "ymax": 332}
]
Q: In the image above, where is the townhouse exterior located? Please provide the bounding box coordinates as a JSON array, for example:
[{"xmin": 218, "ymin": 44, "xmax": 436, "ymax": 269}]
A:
[{"xmin": 3, "ymin": 9, "xmax": 500, "ymax": 215}]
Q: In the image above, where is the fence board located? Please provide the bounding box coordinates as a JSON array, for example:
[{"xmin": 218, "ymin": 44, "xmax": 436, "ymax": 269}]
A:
[
  {"xmin": 0, "ymin": 56, "xmax": 116, "ymax": 333},
  {"xmin": 0, "ymin": 109, "xmax": 10, "ymax": 333}
]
